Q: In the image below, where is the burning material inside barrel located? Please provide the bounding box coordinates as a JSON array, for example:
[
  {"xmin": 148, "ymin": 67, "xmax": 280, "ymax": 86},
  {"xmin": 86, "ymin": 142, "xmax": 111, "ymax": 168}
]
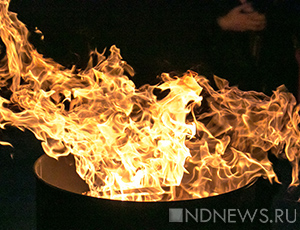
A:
[{"xmin": 0, "ymin": 0, "xmax": 299, "ymax": 202}]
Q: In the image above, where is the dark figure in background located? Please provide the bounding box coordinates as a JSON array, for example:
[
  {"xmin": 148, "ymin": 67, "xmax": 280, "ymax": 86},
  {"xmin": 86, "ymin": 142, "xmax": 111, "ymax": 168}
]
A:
[
  {"xmin": 197, "ymin": 0, "xmax": 300, "ymax": 96},
  {"xmin": 8, "ymin": 0, "xmax": 300, "ymax": 96}
]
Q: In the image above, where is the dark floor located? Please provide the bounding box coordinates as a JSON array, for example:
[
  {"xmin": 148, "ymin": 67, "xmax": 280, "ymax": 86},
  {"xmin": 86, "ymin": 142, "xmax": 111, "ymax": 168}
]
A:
[{"xmin": 0, "ymin": 127, "xmax": 43, "ymax": 230}]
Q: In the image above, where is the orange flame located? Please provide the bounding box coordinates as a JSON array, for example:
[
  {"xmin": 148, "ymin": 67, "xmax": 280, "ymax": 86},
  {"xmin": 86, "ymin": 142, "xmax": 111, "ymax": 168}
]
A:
[{"xmin": 0, "ymin": 1, "xmax": 299, "ymax": 201}]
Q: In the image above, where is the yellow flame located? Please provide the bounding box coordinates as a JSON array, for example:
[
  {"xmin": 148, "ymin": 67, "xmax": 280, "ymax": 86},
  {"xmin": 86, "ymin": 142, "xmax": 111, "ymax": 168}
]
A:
[{"xmin": 0, "ymin": 0, "xmax": 299, "ymax": 201}]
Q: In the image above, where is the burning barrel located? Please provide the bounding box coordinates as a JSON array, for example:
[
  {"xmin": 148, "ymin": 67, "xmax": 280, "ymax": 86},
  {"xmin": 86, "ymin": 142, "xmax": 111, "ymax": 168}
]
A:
[
  {"xmin": 34, "ymin": 154, "xmax": 276, "ymax": 230},
  {"xmin": 0, "ymin": 0, "xmax": 298, "ymax": 229}
]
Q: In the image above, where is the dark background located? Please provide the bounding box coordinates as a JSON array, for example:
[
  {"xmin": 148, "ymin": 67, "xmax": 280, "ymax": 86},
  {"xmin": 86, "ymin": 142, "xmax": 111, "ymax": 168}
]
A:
[
  {"xmin": 0, "ymin": 0, "xmax": 300, "ymax": 229},
  {"xmin": 7, "ymin": 0, "xmax": 211, "ymax": 87}
]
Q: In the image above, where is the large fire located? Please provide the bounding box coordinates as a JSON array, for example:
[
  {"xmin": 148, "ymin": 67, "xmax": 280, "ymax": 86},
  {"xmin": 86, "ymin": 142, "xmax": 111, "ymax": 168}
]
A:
[{"xmin": 0, "ymin": 0, "xmax": 299, "ymax": 201}]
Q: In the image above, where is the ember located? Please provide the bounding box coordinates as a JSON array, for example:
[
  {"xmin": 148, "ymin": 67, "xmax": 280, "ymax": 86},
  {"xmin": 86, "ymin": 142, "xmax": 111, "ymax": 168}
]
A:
[{"xmin": 0, "ymin": 0, "xmax": 299, "ymax": 203}]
